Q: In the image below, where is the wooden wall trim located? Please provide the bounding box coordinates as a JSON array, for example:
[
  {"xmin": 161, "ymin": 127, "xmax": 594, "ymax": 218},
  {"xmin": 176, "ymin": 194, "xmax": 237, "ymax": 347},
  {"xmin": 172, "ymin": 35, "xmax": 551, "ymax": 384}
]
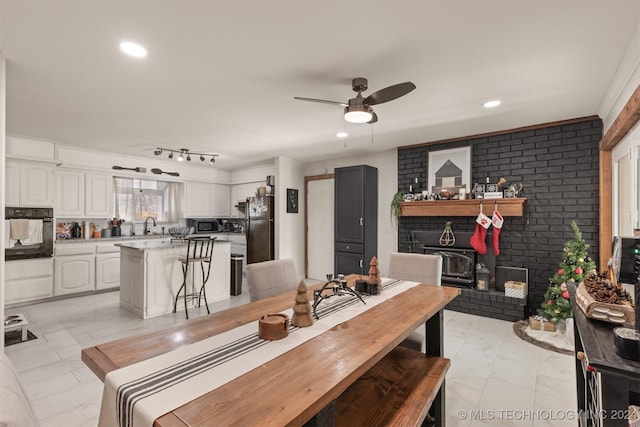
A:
[
  {"xmin": 600, "ymin": 84, "xmax": 640, "ymax": 151},
  {"xmin": 599, "ymin": 150, "xmax": 612, "ymax": 273},
  {"xmin": 599, "ymin": 84, "xmax": 640, "ymax": 272},
  {"xmin": 304, "ymin": 174, "xmax": 334, "ymax": 278},
  {"xmin": 398, "ymin": 116, "xmax": 600, "ymax": 150}
]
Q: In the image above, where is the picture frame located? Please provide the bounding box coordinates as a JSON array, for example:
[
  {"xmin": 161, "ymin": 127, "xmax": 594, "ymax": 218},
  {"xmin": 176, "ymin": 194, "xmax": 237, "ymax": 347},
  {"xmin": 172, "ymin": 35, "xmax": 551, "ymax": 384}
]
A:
[
  {"xmin": 286, "ymin": 188, "xmax": 298, "ymax": 213},
  {"xmin": 427, "ymin": 146, "xmax": 472, "ymax": 195}
]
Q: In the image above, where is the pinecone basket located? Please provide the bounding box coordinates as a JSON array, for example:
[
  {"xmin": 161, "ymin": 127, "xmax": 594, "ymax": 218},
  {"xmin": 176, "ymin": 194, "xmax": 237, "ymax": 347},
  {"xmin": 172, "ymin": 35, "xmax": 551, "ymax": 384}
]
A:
[{"xmin": 575, "ymin": 282, "xmax": 634, "ymax": 326}]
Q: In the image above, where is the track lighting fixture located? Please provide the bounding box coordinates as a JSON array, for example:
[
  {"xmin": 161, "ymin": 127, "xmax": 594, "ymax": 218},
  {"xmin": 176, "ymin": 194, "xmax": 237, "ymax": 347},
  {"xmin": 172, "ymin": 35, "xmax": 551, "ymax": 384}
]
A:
[{"xmin": 153, "ymin": 147, "xmax": 219, "ymax": 165}]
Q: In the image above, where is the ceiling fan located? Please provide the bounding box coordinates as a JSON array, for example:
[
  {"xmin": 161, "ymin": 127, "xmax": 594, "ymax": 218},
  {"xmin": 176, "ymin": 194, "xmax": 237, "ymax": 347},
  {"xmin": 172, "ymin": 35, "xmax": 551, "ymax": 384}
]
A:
[{"xmin": 294, "ymin": 78, "xmax": 416, "ymax": 124}]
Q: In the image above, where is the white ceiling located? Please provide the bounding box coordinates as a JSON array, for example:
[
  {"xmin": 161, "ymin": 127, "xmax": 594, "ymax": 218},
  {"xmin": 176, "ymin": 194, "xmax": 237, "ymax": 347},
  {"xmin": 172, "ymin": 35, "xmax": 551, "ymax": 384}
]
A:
[{"xmin": 1, "ymin": 1, "xmax": 639, "ymax": 170}]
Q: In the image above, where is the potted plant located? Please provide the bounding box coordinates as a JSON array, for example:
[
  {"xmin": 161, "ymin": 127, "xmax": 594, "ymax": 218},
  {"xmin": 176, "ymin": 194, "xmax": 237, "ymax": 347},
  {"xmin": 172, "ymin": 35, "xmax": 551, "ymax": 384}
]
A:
[{"xmin": 390, "ymin": 191, "xmax": 404, "ymax": 226}]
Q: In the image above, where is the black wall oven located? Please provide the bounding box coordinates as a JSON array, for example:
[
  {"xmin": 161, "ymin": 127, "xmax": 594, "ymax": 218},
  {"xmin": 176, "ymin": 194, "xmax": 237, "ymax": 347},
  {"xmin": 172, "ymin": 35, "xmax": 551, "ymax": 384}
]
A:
[{"xmin": 5, "ymin": 207, "xmax": 54, "ymax": 260}]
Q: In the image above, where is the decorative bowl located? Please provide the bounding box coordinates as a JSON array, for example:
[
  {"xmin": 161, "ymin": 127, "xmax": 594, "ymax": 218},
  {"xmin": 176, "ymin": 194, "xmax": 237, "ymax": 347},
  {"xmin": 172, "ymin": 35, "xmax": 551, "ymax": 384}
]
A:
[{"xmin": 168, "ymin": 226, "xmax": 191, "ymax": 238}]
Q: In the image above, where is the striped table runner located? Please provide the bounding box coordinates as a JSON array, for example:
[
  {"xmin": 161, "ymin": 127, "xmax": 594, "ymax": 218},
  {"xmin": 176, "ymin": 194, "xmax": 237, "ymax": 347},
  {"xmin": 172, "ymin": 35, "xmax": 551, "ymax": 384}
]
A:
[{"xmin": 98, "ymin": 278, "xmax": 418, "ymax": 427}]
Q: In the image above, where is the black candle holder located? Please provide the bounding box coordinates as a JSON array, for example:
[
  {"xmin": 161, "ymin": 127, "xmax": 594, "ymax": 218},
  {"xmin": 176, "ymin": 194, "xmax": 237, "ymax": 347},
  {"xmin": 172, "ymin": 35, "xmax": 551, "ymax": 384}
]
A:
[{"xmin": 312, "ymin": 274, "xmax": 365, "ymax": 319}]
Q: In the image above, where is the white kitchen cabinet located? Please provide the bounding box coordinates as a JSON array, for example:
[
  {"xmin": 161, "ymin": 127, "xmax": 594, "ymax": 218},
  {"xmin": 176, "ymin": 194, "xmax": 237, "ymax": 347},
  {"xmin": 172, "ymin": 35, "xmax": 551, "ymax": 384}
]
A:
[
  {"xmin": 185, "ymin": 181, "xmax": 211, "ymax": 217},
  {"xmin": 5, "ymin": 160, "xmax": 54, "ymax": 207},
  {"xmin": 5, "ymin": 258, "xmax": 54, "ymax": 305},
  {"xmin": 96, "ymin": 245, "xmax": 121, "ymax": 290},
  {"xmin": 56, "ymin": 170, "xmax": 85, "ymax": 216},
  {"xmin": 185, "ymin": 181, "xmax": 230, "ymax": 217},
  {"xmin": 85, "ymin": 173, "xmax": 113, "ymax": 217},
  {"xmin": 54, "ymin": 244, "xmax": 96, "ymax": 296},
  {"xmin": 54, "ymin": 254, "xmax": 96, "ymax": 295},
  {"xmin": 211, "ymin": 184, "xmax": 230, "ymax": 217},
  {"xmin": 5, "ymin": 161, "xmax": 20, "ymax": 206}
]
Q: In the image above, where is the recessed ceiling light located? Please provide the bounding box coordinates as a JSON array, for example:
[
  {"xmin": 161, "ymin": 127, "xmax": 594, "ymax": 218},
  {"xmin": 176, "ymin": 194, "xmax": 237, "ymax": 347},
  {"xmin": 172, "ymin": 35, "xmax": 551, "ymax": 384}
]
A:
[
  {"xmin": 119, "ymin": 41, "xmax": 147, "ymax": 58},
  {"xmin": 336, "ymin": 132, "xmax": 348, "ymax": 138},
  {"xmin": 483, "ymin": 100, "xmax": 501, "ymax": 108}
]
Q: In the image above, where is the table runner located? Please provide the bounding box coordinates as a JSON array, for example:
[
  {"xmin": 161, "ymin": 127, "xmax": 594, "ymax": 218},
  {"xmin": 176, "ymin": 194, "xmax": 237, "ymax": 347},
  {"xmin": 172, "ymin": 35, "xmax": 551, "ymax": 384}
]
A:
[{"xmin": 98, "ymin": 278, "xmax": 419, "ymax": 427}]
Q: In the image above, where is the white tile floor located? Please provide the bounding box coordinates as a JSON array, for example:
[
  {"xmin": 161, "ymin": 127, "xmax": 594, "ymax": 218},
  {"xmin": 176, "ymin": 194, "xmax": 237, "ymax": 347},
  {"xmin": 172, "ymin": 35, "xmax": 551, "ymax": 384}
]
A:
[{"xmin": 5, "ymin": 290, "xmax": 577, "ymax": 427}]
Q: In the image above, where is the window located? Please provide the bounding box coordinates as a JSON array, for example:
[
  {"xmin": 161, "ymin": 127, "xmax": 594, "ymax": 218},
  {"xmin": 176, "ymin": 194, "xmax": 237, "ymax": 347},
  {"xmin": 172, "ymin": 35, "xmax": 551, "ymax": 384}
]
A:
[{"xmin": 113, "ymin": 177, "xmax": 179, "ymax": 223}]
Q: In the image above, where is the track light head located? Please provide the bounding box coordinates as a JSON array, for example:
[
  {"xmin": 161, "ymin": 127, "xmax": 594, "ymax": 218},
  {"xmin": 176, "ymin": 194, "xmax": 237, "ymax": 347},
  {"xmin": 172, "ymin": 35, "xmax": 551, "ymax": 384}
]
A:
[
  {"xmin": 168, "ymin": 152, "xmax": 174, "ymax": 159},
  {"xmin": 154, "ymin": 148, "xmax": 162, "ymax": 156},
  {"xmin": 210, "ymin": 157, "xmax": 215, "ymax": 164},
  {"xmin": 200, "ymin": 155, "xmax": 205, "ymax": 161}
]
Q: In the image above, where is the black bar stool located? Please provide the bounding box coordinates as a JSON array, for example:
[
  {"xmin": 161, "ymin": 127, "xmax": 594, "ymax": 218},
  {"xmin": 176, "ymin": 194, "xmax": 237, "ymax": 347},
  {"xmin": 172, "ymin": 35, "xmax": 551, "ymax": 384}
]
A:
[{"xmin": 173, "ymin": 236, "xmax": 216, "ymax": 319}]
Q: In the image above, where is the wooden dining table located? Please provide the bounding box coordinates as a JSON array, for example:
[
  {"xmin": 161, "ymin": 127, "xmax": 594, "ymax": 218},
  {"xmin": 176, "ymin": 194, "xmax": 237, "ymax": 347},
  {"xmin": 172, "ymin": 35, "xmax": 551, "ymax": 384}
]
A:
[{"xmin": 82, "ymin": 278, "xmax": 459, "ymax": 426}]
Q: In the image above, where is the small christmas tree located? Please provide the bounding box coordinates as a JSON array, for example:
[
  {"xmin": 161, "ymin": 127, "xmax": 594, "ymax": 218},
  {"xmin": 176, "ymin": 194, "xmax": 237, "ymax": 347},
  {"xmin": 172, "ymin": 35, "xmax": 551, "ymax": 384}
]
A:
[
  {"xmin": 538, "ymin": 221, "xmax": 596, "ymax": 323},
  {"xmin": 291, "ymin": 281, "xmax": 313, "ymax": 327}
]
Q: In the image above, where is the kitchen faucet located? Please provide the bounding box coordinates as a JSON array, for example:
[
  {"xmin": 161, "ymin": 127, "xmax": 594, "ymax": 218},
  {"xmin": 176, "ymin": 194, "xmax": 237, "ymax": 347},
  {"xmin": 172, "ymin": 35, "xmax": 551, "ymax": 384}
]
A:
[{"xmin": 144, "ymin": 217, "xmax": 157, "ymax": 235}]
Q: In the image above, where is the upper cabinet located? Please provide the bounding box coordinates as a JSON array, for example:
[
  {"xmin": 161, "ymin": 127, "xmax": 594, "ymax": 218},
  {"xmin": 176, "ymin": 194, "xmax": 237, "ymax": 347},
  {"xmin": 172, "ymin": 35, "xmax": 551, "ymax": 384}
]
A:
[
  {"xmin": 56, "ymin": 170, "xmax": 112, "ymax": 217},
  {"xmin": 6, "ymin": 160, "xmax": 55, "ymax": 207},
  {"xmin": 185, "ymin": 182, "xmax": 230, "ymax": 217},
  {"xmin": 56, "ymin": 170, "xmax": 85, "ymax": 216},
  {"xmin": 85, "ymin": 173, "xmax": 113, "ymax": 217}
]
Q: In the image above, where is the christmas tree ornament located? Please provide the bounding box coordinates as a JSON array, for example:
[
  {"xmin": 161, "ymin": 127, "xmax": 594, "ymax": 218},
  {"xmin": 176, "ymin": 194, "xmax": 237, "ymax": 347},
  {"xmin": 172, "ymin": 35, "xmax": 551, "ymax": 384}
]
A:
[
  {"xmin": 291, "ymin": 281, "xmax": 314, "ymax": 327},
  {"xmin": 491, "ymin": 209, "xmax": 503, "ymax": 255},
  {"xmin": 470, "ymin": 212, "xmax": 491, "ymax": 254},
  {"xmin": 575, "ymin": 267, "xmax": 583, "ymax": 274}
]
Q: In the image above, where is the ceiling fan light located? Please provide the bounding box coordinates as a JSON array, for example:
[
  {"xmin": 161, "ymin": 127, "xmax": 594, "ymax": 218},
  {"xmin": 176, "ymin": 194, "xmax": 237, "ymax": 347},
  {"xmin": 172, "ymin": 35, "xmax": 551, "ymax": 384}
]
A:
[{"xmin": 344, "ymin": 105, "xmax": 373, "ymax": 124}]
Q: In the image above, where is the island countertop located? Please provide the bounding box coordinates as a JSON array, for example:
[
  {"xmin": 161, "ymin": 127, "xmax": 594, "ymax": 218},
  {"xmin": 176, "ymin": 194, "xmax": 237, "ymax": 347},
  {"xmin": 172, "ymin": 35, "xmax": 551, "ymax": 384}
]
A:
[{"xmin": 116, "ymin": 239, "xmax": 231, "ymax": 251}]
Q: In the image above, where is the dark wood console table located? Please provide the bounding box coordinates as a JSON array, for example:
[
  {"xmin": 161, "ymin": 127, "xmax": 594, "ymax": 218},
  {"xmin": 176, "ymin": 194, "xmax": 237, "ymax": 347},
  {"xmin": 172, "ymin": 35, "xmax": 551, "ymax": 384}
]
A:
[{"xmin": 570, "ymin": 285, "xmax": 640, "ymax": 426}]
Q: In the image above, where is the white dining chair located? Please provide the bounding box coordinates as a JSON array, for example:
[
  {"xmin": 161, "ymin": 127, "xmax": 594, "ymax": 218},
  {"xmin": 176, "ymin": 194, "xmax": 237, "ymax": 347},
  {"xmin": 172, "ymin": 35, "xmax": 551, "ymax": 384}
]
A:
[
  {"xmin": 245, "ymin": 258, "xmax": 299, "ymax": 302},
  {"xmin": 387, "ymin": 252, "xmax": 443, "ymax": 352}
]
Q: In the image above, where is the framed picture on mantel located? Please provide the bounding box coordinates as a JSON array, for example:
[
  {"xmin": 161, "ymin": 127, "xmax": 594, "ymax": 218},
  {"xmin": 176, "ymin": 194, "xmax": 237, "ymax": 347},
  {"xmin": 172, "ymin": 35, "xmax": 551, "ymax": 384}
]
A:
[{"xmin": 427, "ymin": 146, "xmax": 471, "ymax": 196}]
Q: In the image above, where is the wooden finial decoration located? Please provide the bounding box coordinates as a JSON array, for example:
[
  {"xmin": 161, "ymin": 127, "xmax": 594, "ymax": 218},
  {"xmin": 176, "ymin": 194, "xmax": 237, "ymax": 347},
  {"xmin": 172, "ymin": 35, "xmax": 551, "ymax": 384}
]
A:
[
  {"xmin": 368, "ymin": 256, "xmax": 383, "ymax": 294},
  {"xmin": 291, "ymin": 280, "xmax": 314, "ymax": 327}
]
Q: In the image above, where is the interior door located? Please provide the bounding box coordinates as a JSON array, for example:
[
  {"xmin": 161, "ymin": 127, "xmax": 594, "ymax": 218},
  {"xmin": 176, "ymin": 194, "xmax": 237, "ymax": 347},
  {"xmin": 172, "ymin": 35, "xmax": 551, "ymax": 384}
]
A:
[{"xmin": 306, "ymin": 176, "xmax": 334, "ymax": 281}]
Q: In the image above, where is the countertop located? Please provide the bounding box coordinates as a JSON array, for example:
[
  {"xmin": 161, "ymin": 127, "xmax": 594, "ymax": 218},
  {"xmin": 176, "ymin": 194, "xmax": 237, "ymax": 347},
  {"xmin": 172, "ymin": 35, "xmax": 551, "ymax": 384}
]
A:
[
  {"xmin": 56, "ymin": 232, "xmax": 245, "ymax": 244},
  {"xmin": 116, "ymin": 239, "xmax": 231, "ymax": 251}
]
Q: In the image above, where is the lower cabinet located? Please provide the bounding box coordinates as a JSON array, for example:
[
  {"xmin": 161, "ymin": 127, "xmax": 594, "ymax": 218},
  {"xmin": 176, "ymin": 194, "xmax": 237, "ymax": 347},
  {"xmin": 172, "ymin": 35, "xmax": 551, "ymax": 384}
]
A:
[
  {"xmin": 5, "ymin": 258, "xmax": 54, "ymax": 305},
  {"xmin": 96, "ymin": 245, "xmax": 121, "ymax": 290},
  {"xmin": 54, "ymin": 254, "xmax": 96, "ymax": 295}
]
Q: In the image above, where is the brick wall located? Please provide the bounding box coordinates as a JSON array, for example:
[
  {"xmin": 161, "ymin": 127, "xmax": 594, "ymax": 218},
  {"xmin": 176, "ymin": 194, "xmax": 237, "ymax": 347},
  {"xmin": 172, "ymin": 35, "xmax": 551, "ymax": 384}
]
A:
[{"xmin": 397, "ymin": 117, "xmax": 602, "ymax": 315}]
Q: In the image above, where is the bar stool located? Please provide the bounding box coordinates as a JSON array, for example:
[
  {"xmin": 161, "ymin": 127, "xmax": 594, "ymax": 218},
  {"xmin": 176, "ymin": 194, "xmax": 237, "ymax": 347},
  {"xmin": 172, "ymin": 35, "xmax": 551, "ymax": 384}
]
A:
[{"xmin": 173, "ymin": 236, "xmax": 216, "ymax": 319}]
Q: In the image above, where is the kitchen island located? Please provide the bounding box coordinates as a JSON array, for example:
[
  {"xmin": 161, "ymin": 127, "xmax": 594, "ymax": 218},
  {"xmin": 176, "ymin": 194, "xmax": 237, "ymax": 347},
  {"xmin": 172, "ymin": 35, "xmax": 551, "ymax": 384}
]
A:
[{"xmin": 117, "ymin": 239, "xmax": 230, "ymax": 319}]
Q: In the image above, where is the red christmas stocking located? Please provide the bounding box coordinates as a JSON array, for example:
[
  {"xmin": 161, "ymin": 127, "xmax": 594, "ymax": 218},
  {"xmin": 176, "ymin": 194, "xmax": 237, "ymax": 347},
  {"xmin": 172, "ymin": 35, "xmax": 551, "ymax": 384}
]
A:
[
  {"xmin": 470, "ymin": 213, "xmax": 491, "ymax": 254},
  {"xmin": 491, "ymin": 210, "xmax": 504, "ymax": 255}
]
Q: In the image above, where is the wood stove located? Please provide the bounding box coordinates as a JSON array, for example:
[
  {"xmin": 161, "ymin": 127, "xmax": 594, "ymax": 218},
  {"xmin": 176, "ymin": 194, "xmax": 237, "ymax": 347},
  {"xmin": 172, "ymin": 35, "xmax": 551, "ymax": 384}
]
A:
[
  {"xmin": 422, "ymin": 246, "xmax": 477, "ymax": 287},
  {"xmin": 408, "ymin": 230, "xmax": 495, "ymax": 288}
]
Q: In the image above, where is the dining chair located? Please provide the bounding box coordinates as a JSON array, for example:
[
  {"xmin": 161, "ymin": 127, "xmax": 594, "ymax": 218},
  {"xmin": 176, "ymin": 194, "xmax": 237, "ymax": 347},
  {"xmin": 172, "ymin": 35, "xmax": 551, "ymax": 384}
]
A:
[
  {"xmin": 245, "ymin": 258, "xmax": 299, "ymax": 302},
  {"xmin": 173, "ymin": 236, "xmax": 216, "ymax": 319},
  {"xmin": 387, "ymin": 252, "xmax": 442, "ymax": 352}
]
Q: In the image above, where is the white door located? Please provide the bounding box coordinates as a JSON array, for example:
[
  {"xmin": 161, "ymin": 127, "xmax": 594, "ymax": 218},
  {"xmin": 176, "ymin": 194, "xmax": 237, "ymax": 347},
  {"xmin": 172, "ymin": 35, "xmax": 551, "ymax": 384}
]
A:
[{"xmin": 306, "ymin": 178, "xmax": 334, "ymax": 281}]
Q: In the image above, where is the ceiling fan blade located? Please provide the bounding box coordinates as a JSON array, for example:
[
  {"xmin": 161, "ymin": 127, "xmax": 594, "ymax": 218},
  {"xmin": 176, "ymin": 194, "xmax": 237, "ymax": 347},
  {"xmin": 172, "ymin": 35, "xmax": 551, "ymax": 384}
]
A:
[
  {"xmin": 364, "ymin": 82, "xmax": 416, "ymax": 105},
  {"xmin": 368, "ymin": 111, "xmax": 378, "ymax": 124},
  {"xmin": 294, "ymin": 97, "xmax": 348, "ymax": 107}
]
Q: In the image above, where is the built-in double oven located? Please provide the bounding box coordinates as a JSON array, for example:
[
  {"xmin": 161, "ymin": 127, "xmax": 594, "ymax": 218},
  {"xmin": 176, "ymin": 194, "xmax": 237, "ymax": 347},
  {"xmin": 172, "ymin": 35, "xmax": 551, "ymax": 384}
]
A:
[{"xmin": 4, "ymin": 207, "xmax": 54, "ymax": 260}]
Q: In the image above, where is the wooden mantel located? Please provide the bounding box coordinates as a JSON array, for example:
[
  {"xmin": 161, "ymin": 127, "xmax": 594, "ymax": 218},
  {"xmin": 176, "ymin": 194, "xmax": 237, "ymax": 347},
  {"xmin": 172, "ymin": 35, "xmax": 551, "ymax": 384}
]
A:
[{"xmin": 400, "ymin": 198, "xmax": 526, "ymax": 217}]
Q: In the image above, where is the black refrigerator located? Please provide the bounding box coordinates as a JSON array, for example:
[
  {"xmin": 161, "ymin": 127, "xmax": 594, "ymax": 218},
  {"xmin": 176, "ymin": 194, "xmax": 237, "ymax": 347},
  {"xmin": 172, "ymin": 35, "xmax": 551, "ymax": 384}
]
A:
[{"xmin": 246, "ymin": 195, "xmax": 275, "ymax": 264}]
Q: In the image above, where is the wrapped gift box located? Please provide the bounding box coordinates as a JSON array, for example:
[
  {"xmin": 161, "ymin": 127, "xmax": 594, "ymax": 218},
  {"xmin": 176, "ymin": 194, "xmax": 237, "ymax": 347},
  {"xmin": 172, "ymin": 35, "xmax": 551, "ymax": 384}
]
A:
[
  {"xmin": 505, "ymin": 280, "xmax": 527, "ymax": 299},
  {"xmin": 529, "ymin": 316, "xmax": 556, "ymax": 332}
]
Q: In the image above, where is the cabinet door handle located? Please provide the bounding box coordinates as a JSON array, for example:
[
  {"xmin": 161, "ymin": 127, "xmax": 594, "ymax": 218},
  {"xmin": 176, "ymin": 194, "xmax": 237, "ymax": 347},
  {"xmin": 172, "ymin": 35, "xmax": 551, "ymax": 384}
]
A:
[
  {"xmin": 359, "ymin": 217, "xmax": 363, "ymax": 226},
  {"xmin": 359, "ymin": 259, "xmax": 363, "ymax": 268}
]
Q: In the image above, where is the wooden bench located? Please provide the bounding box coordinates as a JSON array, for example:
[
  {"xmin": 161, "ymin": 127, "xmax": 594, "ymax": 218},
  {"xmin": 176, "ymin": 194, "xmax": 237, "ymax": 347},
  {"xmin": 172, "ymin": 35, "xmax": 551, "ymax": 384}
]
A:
[{"xmin": 335, "ymin": 346, "xmax": 450, "ymax": 427}]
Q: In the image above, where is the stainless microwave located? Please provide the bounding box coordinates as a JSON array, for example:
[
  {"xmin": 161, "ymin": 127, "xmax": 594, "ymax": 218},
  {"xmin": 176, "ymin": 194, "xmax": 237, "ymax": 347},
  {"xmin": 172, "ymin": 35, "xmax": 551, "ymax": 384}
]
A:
[{"xmin": 186, "ymin": 218, "xmax": 219, "ymax": 234}]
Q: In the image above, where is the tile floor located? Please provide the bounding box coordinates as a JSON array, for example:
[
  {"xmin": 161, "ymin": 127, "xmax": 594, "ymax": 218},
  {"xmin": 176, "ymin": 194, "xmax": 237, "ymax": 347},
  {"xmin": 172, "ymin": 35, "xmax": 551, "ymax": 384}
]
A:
[{"xmin": 5, "ymin": 290, "xmax": 577, "ymax": 427}]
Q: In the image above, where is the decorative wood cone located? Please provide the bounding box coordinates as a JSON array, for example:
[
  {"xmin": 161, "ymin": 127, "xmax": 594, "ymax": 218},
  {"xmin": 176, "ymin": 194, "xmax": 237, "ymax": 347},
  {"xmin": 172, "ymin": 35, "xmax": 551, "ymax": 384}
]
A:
[
  {"xmin": 368, "ymin": 256, "xmax": 383, "ymax": 293},
  {"xmin": 291, "ymin": 280, "xmax": 313, "ymax": 327}
]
